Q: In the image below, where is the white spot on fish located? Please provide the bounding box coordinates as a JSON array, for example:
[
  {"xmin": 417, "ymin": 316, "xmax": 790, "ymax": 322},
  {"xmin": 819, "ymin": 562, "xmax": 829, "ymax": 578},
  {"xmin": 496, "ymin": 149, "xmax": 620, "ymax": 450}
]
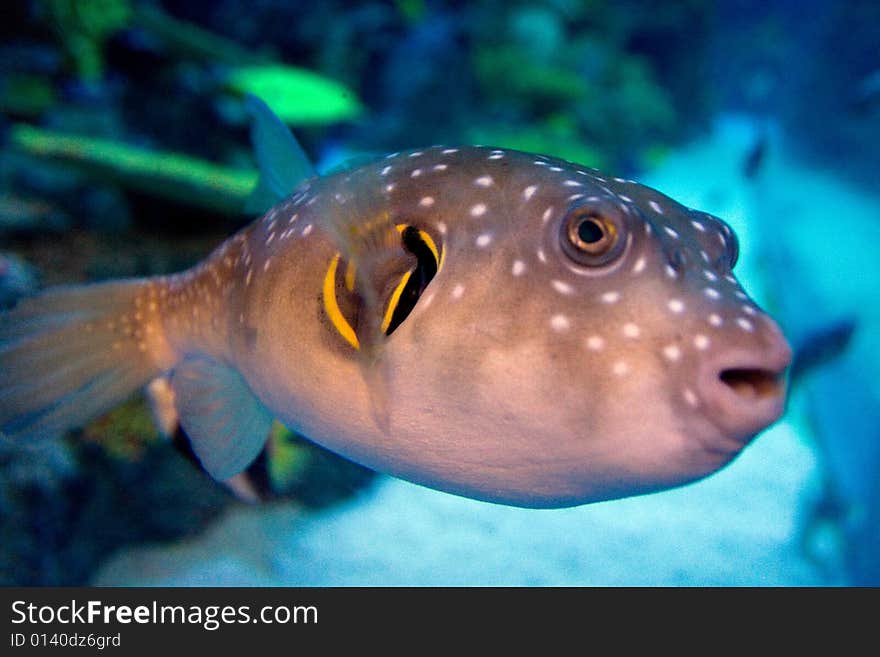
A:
[
  {"xmin": 302, "ymin": 224, "xmax": 313, "ymax": 236},
  {"xmin": 619, "ymin": 194, "xmax": 633, "ymax": 203},
  {"xmin": 436, "ymin": 221, "xmax": 447, "ymax": 235},
  {"xmin": 433, "ymin": 163, "xmax": 448, "ymax": 171},
  {"xmin": 649, "ymin": 200, "xmax": 664, "ymax": 214},
  {"xmin": 419, "ymin": 196, "xmax": 435, "ymax": 207},
  {"xmin": 475, "ymin": 175, "xmax": 493, "ymax": 187},
  {"xmin": 586, "ymin": 335, "xmax": 605, "ymax": 351},
  {"xmin": 612, "ymin": 361, "xmax": 630, "ymax": 376},
  {"xmin": 470, "ymin": 203, "xmax": 487, "ymax": 217},
  {"xmin": 668, "ymin": 298, "xmax": 685, "ymax": 313},
  {"xmin": 736, "ymin": 317, "xmax": 754, "ymax": 332},
  {"xmin": 441, "ymin": 148, "xmax": 458, "ymax": 154},
  {"xmin": 622, "ymin": 323, "xmax": 641, "ymax": 338},
  {"xmin": 537, "ymin": 248, "xmax": 547, "ymax": 263},
  {"xmin": 475, "ymin": 233, "xmax": 493, "ymax": 248},
  {"xmin": 708, "ymin": 313, "xmax": 723, "ymax": 327},
  {"xmin": 563, "ymin": 180, "xmax": 582, "ymax": 187},
  {"xmin": 384, "ymin": 183, "xmax": 396, "ymax": 193},
  {"xmin": 550, "ymin": 314, "xmax": 570, "ymax": 332},
  {"xmin": 408, "ymin": 151, "xmax": 423, "ymax": 158},
  {"xmin": 512, "ymin": 260, "xmax": 526, "ymax": 276},
  {"xmin": 380, "ymin": 165, "xmax": 392, "ymax": 176},
  {"xmin": 664, "ymin": 226, "xmax": 679, "ymax": 239},
  {"xmin": 663, "ymin": 344, "xmax": 682, "ymax": 362},
  {"xmin": 694, "ymin": 334, "xmax": 710, "ymax": 350},
  {"xmin": 549, "ymin": 166, "xmax": 563, "ymax": 172},
  {"xmin": 691, "ymin": 220, "xmax": 706, "ymax": 232},
  {"xmin": 523, "ymin": 185, "xmax": 538, "ymax": 200},
  {"xmin": 451, "ymin": 284, "xmax": 465, "ymax": 299},
  {"xmin": 704, "ymin": 287, "xmax": 721, "ymax": 300},
  {"xmin": 632, "ymin": 256, "xmax": 646, "ymax": 274},
  {"xmin": 742, "ymin": 304, "xmax": 757, "ymax": 316},
  {"xmin": 704, "ymin": 270, "xmax": 718, "ymax": 282},
  {"xmin": 552, "ymin": 280, "xmax": 574, "ymax": 295},
  {"xmin": 411, "ymin": 168, "xmax": 423, "ymax": 177},
  {"xmin": 542, "ymin": 207, "xmax": 554, "ymax": 224},
  {"xmin": 683, "ymin": 388, "xmax": 699, "ymax": 407},
  {"xmin": 488, "ymin": 153, "xmax": 504, "ymax": 160},
  {"xmin": 665, "ymin": 265, "xmax": 678, "ymax": 279},
  {"xmin": 601, "ymin": 291, "xmax": 620, "ymax": 304}
]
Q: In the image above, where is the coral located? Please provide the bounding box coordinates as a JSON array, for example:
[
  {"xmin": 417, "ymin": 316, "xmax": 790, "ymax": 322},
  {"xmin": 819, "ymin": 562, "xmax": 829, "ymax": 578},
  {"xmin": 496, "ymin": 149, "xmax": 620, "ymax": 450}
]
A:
[
  {"xmin": 473, "ymin": 45, "xmax": 588, "ymax": 105},
  {"xmin": 81, "ymin": 395, "xmax": 162, "ymax": 463},
  {"xmin": 466, "ymin": 1, "xmax": 691, "ymax": 172},
  {"xmin": 468, "ymin": 118, "xmax": 607, "ymax": 170},
  {"xmin": 9, "ymin": 124, "xmax": 258, "ymax": 214},
  {"xmin": 0, "ymin": 73, "xmax": 57, "ymax": 117},
  {"xmin": 38, "ymin": 0, "xmax": 133, "ymax": 82},
  {"xmin": 259, "ymin": 423, "xmax": 377, "ymax": 508},
  {"xmin": 0, "ymin": 194, "xmax": 69, "ymax": 234},
  {"xmin": 0, "ymin": 435, "xmax": 78, "ymax": 585},
  {"xmin": 129, "ymin": 3, "xmax": 268, "ymax": 66},
  {"xmin": 224, "ymin": 65, "xmax": 364, "ymax": 125},
  {"xmin": 265, "ymin": 423, "xmax": 311, "ymax": 493}
]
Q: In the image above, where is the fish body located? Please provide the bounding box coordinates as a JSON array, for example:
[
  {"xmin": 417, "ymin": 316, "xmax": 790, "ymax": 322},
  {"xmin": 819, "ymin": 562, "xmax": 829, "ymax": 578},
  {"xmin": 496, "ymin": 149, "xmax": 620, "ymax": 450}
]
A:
[{"xmin": 0, "ymin": 112, "xmax": 791, "ymax": 508}]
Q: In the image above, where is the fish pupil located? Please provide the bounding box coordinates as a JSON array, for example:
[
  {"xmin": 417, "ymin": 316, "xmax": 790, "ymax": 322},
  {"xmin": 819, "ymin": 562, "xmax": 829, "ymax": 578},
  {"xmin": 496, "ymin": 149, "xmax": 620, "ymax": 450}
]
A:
[{"xmin": 578, "ymin": 219, "xmax": 604, "ymax": 244}]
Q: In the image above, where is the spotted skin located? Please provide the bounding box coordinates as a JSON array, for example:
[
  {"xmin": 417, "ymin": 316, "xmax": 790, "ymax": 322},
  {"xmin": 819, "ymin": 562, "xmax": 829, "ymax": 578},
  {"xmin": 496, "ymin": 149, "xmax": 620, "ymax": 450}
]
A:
[{"xmin": 0, "ymin": 146, "xmax": 791, "ymax": 508}]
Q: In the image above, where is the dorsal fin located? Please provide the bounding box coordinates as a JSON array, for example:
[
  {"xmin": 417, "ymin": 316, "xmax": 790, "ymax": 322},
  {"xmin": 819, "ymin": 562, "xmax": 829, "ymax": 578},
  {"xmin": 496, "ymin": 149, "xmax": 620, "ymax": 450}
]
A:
[{"xmin": 244, "ymin": 94, "xmax": 316, "ymax": 213}]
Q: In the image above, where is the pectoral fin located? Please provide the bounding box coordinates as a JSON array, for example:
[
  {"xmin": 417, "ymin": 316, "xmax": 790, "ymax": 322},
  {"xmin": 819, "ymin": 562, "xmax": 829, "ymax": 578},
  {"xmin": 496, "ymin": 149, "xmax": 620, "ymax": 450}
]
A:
[{"xmin": 171, "ymin": 356, "xmax": 274, "ymax": 480}]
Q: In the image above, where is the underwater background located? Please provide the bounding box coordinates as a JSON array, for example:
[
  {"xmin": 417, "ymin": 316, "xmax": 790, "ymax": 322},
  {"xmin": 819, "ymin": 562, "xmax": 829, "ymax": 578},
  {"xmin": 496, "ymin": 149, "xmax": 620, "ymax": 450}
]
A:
[{"xmin": 0, "ymin": 0, "xmax": 877, "ymax": 586}]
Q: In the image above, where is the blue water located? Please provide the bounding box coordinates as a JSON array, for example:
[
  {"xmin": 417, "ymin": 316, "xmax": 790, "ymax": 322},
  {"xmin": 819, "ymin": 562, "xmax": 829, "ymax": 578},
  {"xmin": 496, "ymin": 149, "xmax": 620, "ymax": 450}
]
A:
[{"xmin": 2, "ymin": 0, "xmax": 878, "ymax": 586}]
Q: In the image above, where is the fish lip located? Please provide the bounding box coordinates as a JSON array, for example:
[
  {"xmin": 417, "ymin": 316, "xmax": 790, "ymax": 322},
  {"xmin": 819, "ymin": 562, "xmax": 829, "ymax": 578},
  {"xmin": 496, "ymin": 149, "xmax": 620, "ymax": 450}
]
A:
[{"xmin": 697, "ymin": 339, "xmax": 793, "ymax": 446}]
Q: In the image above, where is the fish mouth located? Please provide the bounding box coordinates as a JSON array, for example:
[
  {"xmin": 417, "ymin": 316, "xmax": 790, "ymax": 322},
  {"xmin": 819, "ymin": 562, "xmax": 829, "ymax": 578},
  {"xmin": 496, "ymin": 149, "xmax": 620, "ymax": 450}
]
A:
[
  {"xmin": 698, "ymin": 340, "xmax": 792, "ymax": 446},
  {"xmin": 718, "ymin": 367, "xmax": 786, "ymax": 402}
]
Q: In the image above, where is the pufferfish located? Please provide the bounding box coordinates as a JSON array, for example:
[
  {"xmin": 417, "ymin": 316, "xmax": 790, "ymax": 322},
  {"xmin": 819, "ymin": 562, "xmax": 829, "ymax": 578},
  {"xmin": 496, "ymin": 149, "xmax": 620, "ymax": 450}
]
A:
[{"xmin": 0, "ymin": 98, "xmax": 791, "ymax": 508}]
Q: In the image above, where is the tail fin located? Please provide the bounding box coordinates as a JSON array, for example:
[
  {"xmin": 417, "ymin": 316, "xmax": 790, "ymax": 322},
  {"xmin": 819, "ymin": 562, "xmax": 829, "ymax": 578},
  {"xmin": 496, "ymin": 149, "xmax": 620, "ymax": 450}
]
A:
[{"xmin": 0, "ymin": 279, "xmax": 175, "ymax": 440}]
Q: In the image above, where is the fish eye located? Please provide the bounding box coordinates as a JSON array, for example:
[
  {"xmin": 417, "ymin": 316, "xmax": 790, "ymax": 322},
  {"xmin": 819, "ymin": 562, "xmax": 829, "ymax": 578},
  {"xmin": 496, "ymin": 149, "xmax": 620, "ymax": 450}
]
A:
[{"xmin": 560, "ymin": 205, "xmax": 627, "ymax": 267}]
